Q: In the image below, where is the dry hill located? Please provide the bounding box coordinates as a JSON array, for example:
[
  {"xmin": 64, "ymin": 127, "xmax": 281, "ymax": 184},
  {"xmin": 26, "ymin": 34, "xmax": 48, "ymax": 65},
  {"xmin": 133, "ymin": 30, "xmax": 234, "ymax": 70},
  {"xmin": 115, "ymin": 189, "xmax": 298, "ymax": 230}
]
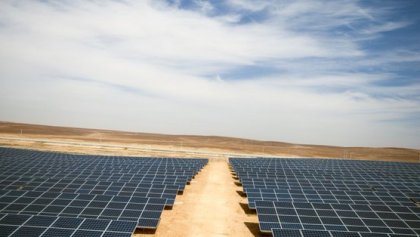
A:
[{"xmin": 0, "ymin": 121, "xmax": 418, "ymax": 162}]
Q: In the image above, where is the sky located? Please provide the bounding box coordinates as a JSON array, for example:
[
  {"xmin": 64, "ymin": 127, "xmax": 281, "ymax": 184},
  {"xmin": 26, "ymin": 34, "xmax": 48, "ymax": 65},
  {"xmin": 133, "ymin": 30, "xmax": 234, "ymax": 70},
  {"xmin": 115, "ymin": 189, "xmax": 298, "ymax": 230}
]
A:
[{"xmin": 0, "ymin": 0, "xmax": 419, "ymax": 148}]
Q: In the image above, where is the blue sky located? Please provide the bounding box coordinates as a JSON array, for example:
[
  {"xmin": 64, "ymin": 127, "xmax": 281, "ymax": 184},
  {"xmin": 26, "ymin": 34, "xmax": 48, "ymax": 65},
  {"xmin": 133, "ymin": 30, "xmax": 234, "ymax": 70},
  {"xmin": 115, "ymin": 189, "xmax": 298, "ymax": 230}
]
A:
[{"xmin": 0, "ymin": 0, "xmax": 419, "ymax": 148}]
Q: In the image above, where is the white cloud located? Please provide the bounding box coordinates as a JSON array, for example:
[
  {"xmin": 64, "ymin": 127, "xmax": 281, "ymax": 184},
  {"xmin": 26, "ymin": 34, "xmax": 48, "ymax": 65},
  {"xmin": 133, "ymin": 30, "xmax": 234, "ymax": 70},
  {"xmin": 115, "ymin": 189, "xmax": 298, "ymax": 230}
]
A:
[
  {"xmin": 360, "ymin": 21, "xmax": 410, "ymax": 35},
  {"xmin": 226, "ymin": 0, "xmax": 270, "ymax": 12},
  {"xmin": 0, "ymin": 0, "xmax": 418, "ymax": 148},
  {"xmin": 193, "ymin": 0, "xmax": 215, "ymax": 14}
]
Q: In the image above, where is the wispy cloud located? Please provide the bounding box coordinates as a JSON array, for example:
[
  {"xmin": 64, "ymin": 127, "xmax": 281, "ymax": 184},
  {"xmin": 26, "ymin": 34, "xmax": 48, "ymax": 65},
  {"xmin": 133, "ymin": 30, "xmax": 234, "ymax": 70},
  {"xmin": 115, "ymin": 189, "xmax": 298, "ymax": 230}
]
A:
[{"xmin": 0, "ymin": 0, "xmax": 419, "ymax": 148}]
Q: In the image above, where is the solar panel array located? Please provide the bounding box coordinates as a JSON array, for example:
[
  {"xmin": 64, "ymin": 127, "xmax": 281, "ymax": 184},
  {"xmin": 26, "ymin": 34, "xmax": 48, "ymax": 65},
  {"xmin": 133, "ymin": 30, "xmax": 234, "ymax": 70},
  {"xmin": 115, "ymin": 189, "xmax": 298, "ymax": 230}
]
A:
[
  {"xmin": 0, "ymin": 147, "xmax": 207, "ymax": 236},
  {"xmin": 230, "ymin": 158, "xmax": 420, "ymax": 237}
]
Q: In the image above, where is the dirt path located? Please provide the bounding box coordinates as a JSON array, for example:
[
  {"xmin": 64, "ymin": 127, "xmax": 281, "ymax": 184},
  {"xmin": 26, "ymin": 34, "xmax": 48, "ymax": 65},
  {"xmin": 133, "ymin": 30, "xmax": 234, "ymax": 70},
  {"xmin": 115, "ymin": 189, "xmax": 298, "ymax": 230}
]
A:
[{"xmin": 135, "ymin": 158, "xmax": 259, "ymax": 237}]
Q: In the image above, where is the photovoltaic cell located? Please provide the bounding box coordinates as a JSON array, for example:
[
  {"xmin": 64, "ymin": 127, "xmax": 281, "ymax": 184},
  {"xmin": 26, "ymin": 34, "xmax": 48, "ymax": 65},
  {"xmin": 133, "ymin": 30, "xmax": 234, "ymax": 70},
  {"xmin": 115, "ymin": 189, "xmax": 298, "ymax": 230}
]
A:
[
  {"xmin": 230, "ymin": 158, "xmax": 420, "ymax": 237},
  {"xmin": 0, "ymin": 214, "xmax": 138, "ymax": 237},
  {"xmin": 0, "ymin": 147, "xmax": 208, "ymax": 236}
]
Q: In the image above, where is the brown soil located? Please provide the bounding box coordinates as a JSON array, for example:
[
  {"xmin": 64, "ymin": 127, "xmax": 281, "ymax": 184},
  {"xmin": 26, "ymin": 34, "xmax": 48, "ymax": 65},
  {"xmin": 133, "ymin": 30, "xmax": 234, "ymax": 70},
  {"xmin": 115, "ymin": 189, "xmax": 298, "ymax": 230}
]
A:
[
  {"xmin": 134, "ymin": 159, "xmax": 259, "ymax": 237},
  {"xmin": 0, "ymin": 121, "xmax": 419, "ymax": 161}
]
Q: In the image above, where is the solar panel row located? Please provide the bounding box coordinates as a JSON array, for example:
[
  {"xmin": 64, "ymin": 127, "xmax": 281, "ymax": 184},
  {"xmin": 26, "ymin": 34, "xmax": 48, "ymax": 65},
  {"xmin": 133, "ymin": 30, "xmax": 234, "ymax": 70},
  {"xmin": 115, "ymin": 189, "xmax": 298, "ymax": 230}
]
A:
[
  {"xmin": 272, "ymin": 228, "xmax": 416, "ymax": 237},
  {"xmin": 246, "ymin": 188, "xmax": 416, "ymax": 209},
  {"xmin": 0, "ymin": 190, "xmax": 166, "ymax": 227},
  {"xmin": 0, "ymin": 213, "xmax": 136, "ymax": 237},
  {"xmin": 240, "ymin": 177, "xmax": 419, "ymax": 193},
  {"xmin": 0, "ymin": 178, "xmax": 179, "ymax": 206},
  {"xmin": 0, "ymin": 147, "xmax": 208, "ymax": 236},
  {"xmin": 230, "ymin": 158, "xmax": 420, "ymax": 237}
]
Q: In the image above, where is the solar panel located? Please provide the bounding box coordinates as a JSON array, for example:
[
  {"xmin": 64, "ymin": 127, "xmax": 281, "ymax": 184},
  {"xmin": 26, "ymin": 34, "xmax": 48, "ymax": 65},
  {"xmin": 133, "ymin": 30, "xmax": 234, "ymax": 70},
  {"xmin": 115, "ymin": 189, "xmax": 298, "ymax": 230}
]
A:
[
  {"xmin": 257, "ymin": 200, "xmax": 420, "ymax": 235},
  {"xmin": 0, "ymin": 189, "xmax": 166, "ymax": 229},
  {"xmin": 230, "ymin": 157, "xmax": 420, "ymax": 237},
  {"xmin": 0, "ymin": 213, "xmax": 137, "ymax": 237},
  {"xmin": 0, "ymin": 177, "xmax": 181, "ymax": 203},
  {"xmin": 272, "ymin": 228, "xmax": 419, "ymax": 237},
  {"xmin": 245, "ymin": 188, "xmax": 416, "ymax": 209},
  {"xmin": 0, "ymin": 147, "xmax": 208, "ymax": 235}
]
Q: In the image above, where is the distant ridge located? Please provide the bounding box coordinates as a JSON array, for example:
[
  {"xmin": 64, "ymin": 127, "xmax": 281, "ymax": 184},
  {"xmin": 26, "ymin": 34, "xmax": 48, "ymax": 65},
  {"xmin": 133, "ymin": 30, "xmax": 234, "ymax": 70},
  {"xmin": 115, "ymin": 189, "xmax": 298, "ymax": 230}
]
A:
[{"xmin": 0, "ymin": 121, "xmax": 418, "ymax": 162}]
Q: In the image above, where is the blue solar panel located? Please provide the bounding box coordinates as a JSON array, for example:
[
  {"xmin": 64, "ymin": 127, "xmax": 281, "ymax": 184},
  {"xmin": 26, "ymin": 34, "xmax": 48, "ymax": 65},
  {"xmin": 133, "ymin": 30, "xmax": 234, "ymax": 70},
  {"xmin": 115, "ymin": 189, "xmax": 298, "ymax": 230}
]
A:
[
  {"xmin": 25, "ymin": 216, "xmax": 56, "ymax": 227},
  {"xmin": 0, "ymin": 225, "xmax": 18, "ymax": 236},
  {"xmin": 0, "ymin": 214, "xmax": 31, "ymax": 225},
  {"xmin": 51, "ymin": 217, "xmax": 83, "ymax": 228},
  {"xmin": 0, "ymin": 212, "xmax": 141, "ymax": 236},
  {"xmin": 0, "ymin": 147, "xmax": 208, "ymax": 235},
  {"xmin": 71, "ymin": 230, "xmax": 103, "ymax": 237},
  {"xmin": 272, "ymin": 228, "xmax": 418, "ymax": 237},
  {"xmin": 9, "ymin": 226, "xmax": 46, "ymax": 237},
  {"xmin": 230, "ymin": 157, "xmax": 420, "ymax": 237},
  {"xmin": 79, "ymin": 219, "xmax": 109, "ymax": 230},
  {"xmin": 41, "ymin": 227, "xmax": 75, "ymax": 237},
  {"xmin": 107, "ymin": 220, "xmax": 138, "ymax": 232}
]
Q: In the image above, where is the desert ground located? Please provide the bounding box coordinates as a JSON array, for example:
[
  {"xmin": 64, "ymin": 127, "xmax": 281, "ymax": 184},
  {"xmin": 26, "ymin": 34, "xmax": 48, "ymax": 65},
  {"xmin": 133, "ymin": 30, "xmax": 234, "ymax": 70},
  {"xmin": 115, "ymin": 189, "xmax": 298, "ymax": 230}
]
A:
[
  {"xmin": 1, "ymin": 122, "xmax": 419, "ymax": 161},
  {"xmin": 0, "ymin": 122, "xmax": 419, "ymax": 237},
  {"xmin": 134, "ymin": 159, "xmax": 259, "ymax": 237}
]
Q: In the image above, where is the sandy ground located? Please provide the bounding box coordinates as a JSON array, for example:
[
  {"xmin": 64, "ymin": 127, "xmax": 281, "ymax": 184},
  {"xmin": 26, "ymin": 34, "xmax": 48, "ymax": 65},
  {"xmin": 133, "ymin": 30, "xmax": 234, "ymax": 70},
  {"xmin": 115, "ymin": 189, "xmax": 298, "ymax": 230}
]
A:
[
  {"xmin": 134, "ymin": 158, "xmax": 259, "ymax": 237},
  {"xmin": 1, "ymin": 122, "xmax": 419, "ymax": 161}
]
